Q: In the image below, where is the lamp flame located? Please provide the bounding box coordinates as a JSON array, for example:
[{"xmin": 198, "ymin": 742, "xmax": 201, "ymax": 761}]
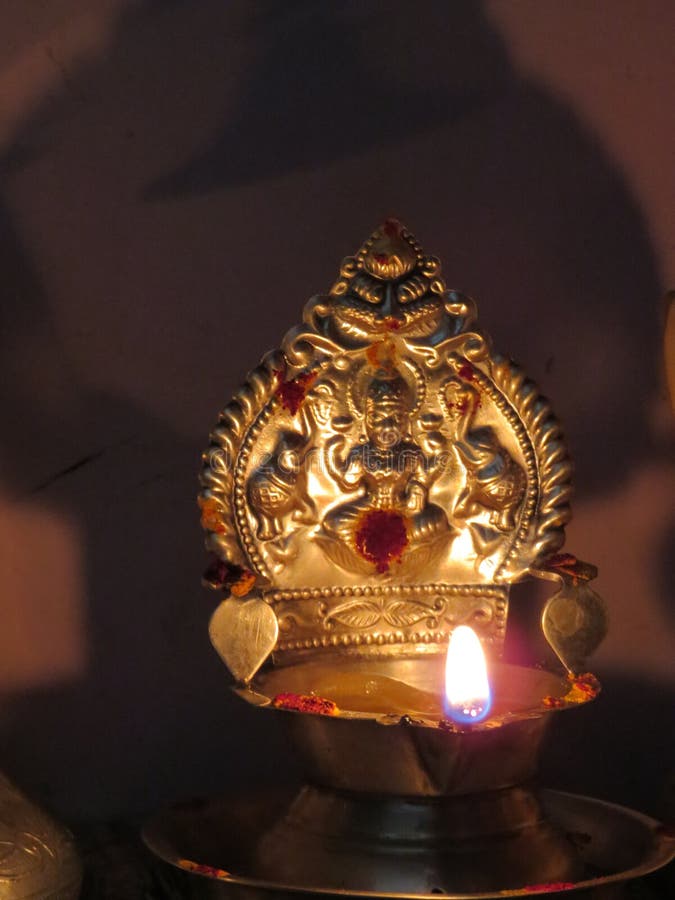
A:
[{"xmin": 444, "ymin": 625, "xmax": 492, "ymax": 724}]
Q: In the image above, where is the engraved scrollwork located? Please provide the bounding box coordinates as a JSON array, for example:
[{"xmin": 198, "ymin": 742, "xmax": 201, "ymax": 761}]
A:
[
  {"xmin": 0, "ymin": 773, "xmax": 81, "ymax": 898},
  {"xmin": 386, "ymin": 596, "xmax": 446, "ymax": 628},
  {"xmin": 325, "ymin": 599, "xmax": 382, "ymax": 630},
  {"xmin": 269, "ymin": 586, "xmax": 505, "ymax": 658},
  {"xmin": 301, "ymin": 376, "xmax": 340, "ymax": 433},
  {"xmin": 277, "ymin": 612, "xmax": 300, "ymax": 635},
  {"xmin": 445, "ymin": 602, "xmax": 495, "ymax": 629},
  {"xmin": 281, "ymin": 328, "xmax": 344, "ymax": 369},
  {"xmin": 200, "ymin": 348, "xmax": 284, "ymax": 569},
  {"xmin": 490, "ymin": 355, "xmax": 573, "ymax": 575},
  {"xmin": 405, "ymin": 330, "xmax": 489, "ymax": 369},
  {"xmin": 316, "ymin": 220, "xmax": 476, "ymax": 349},
  {"xmin": 323, "ymin": 594, "xmax": 449, "ymax": 631}
]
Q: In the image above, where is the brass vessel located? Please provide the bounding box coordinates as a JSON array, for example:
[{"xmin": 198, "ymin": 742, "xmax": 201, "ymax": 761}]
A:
[{"xmin": 0, "ymin": 772, "xmax": 81, "ymax": 900}]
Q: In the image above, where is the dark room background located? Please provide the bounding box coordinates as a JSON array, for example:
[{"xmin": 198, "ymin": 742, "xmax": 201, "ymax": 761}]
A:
[{"xmin": 0, "ymin": 0, "xmax": 672, "ymax": 823}]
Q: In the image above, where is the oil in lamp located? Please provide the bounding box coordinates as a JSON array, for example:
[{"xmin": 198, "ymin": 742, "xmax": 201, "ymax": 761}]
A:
[{"xmin": 144, "ymin": 221, "xmax": 675, "ymax": 897}]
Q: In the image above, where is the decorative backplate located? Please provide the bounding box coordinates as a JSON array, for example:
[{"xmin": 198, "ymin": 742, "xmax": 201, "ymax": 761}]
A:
[{"xmin": 200, "ymin": 221, "xmax": 604, "ymax": 675}]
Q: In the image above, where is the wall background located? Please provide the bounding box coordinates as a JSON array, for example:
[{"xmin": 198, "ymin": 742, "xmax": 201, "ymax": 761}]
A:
[{"xmin": 0, "ymin": 0, "xmax": 672, "ymax": 821}]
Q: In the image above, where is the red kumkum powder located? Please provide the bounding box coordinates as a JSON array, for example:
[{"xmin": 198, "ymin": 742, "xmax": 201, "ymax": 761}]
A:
[
  {"xmin": 272, "ymin": 693, "xmax": 339, "ymax": 716},
  {"xmin": 458, "ymin": 361, "xmax": 476, "ymax": 381},
  {"xmin": 355, "ymin": 509, "xmax": 408, "ymax": 573},
  {"xmin": 545, "ymin": 553, "xmax": 597, "ymax": 584},
  {"xmin": 274, "ymin": 369, "xmax": 317, "ymax": 415},
  {"xmin": 547, "ymin": 552, "xmax": 579, "ymax": 569}
]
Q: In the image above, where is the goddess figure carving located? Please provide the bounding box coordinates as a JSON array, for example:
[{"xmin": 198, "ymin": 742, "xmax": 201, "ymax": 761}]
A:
[{"xmin": 319, "ymin": 368, "xmax": 450, "ymax": 574}]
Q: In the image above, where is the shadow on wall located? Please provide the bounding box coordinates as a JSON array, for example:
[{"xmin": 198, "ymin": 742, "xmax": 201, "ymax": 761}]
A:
[
  {"xmin": 0, "ymin": 0, "xmax": 671, "ymax": 820},
  {"xmin": 143, "ymin": 0, "xmax": 512, "ymax": 196},
  {"xmin": 0, "ymin": 201, "xmax": 295, "ymax": 819}
]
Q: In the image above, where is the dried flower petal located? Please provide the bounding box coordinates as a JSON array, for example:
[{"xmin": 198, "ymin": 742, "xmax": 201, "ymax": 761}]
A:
[
  {"xmin": 542, "ymin": 695, "xmax": 566, "ymax": 709},
  {"xmin": 203, "ymin": 555, "xmax": 255, "ymax": 597},
  {"xmin": 272, "ymin": 693, "xmax": 339, "ymax": 716},
  {"xmin": 542, "ymin": 672, "xmax": 600, "ymax": 710},
  {"xmin": 198, "ymin": 497, "xmax": 227, "ymax": 534},
  {"xmin": 366, "ymin": 339, "xmax": 398, "ymax": 369},
  {"xmin": 546, "ymin": 553, "xmax": 597, "ymax": 583},
  {"xmin": 178, "ymin": 859, "xmax": 230, "ymax": 879}
]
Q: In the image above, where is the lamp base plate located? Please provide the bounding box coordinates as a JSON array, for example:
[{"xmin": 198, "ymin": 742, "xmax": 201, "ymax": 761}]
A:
[{"xmin": 143, "ymin": 787, "xmax": 674, "ymax": 899}]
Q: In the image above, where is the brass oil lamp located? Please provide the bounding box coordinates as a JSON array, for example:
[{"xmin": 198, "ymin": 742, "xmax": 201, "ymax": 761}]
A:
[{"xmin": 144, "ymin": 222, "xmax": 675, "ymax": 897}]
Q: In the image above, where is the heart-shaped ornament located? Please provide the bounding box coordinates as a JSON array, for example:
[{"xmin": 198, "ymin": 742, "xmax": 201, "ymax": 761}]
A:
[
  {"xmin": 209, "ymin": 595, "xmax": 279, "ymax": 684},
  {"xmin": 542, "ymin": 580, "xmax": 608, "ymax": 675}
]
